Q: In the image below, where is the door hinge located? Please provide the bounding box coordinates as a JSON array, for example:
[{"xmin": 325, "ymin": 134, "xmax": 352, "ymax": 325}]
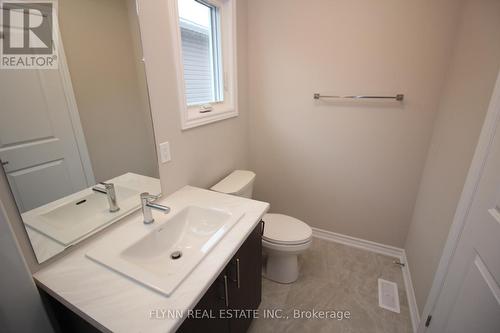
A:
[
  {"xmin": 425, "ymin": 315, "xmax": 432, "ymax": 327},
  {"xmin": 393, "ymin": 259, "xmax": 406, "ymax": 267}
]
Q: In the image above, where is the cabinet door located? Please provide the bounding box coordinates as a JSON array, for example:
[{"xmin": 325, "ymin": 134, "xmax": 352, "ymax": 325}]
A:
[
  {"xmin": 227, "ymin": 222, "xmax": 263, "ymax": 333},
  {"xmin": 177, "ymin": 272, "xmax": 230, "ymax": 333}
]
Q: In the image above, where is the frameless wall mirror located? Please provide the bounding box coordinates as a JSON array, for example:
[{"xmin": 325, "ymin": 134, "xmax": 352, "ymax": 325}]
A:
[{"xmin": 0, "ymin": 0, "xmax": 160, "ymax": 263}]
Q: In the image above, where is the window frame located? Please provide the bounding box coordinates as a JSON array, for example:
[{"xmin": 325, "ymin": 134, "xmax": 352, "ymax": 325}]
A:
[{"xmin": 169, "ymin": 0, "xmax": 238, "ymax": 130}]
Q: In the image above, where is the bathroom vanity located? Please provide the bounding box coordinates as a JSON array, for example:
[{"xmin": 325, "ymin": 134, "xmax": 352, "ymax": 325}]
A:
[{"xmin": 34, "ymin": 186, "xmax": 269, "ymax": 333}]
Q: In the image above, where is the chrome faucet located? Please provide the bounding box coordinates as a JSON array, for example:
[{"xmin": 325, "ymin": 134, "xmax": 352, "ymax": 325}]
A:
[
  {"xmin": 92, "ymin": 182, "xmax": 120, "ymax": 213},
  {"xmin": 141, "ymin": 192, "xmax": 170, "ymax": 224}
]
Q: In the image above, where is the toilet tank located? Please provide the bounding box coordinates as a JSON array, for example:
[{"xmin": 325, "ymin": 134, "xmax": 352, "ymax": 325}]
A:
[{"xmin": 210, "ymin": 170, "xmax": 256, "ymax": 199}]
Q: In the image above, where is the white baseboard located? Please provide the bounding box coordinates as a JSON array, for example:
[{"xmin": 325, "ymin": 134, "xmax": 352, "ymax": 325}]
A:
[
  {"xmin": 312, "ymin": 227, "xmax": 404, "ymax": 258},
  {"xmin": 401, "ymin": 252, "xmax": 421, "ymax": 333},
  {"xmin": 311, "ymin": 227, "xmax": 420, "ymax": 332}
]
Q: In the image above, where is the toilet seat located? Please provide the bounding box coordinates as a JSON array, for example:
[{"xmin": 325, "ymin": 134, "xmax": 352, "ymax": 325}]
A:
[{"xmin": 262, "ymin": 214, "xmax": 313, "ymax": 246}]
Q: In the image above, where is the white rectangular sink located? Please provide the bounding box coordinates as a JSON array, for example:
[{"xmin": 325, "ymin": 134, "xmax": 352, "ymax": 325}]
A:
[
  {"xmin": 41, "ymin": 186, "xmax": 137, "ymax": 227},
  {"xmin": 24, "ymin": 185, "xmax": 140, "ymax": 245},
  {"xmin": 86, "ymin": 206, "xmax": 244, "ymax": 296}
]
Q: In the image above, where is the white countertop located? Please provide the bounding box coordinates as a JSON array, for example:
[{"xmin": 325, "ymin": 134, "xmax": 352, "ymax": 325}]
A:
[{"xmin": 33, "ymin": 186, "xmax": 269, "ymax": 333}]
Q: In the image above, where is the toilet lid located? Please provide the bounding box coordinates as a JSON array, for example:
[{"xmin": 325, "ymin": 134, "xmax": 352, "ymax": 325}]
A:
[{"xmin": 262, "ymin": 214, "xmax": 312, "ymax": 245}]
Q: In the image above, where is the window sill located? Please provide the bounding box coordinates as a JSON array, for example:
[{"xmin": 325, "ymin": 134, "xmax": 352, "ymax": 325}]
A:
[{"xmin": 181, "ymin": 108, "xmax": 238, "ymax": 130}]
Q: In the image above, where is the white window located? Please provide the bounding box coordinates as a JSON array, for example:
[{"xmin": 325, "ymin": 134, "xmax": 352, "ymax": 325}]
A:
[{"xmin": 169, "ymin": 0, "xmax": 237, "ymax": 129}]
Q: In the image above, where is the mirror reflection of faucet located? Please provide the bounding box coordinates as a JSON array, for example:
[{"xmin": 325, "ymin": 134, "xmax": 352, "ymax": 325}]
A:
[{"xmin": 92, "ymin": 182, "xmax": 120, "ymax": 213}]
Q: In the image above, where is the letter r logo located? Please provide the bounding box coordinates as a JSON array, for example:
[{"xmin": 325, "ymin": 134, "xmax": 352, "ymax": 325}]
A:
[{"xmin": 2, "ymin": 2, "xmax": 53, "ymax": 55}]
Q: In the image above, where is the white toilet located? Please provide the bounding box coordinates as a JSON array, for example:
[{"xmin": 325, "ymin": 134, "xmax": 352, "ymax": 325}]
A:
[{"xmin": 211, "ymin": 170, "xmax": 312, "ymax": 284}]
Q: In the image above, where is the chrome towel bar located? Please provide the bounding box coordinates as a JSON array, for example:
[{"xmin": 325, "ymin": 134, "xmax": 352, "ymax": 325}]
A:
[{"xmin": 313, "ymin": 93, "xmax": 404, "ymax": 101}]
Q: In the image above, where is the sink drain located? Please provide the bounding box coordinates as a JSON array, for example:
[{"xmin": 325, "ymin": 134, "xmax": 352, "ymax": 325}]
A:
[{"xmin": 170, "ymin": 251, "xmax": 182, "ymax": 260}]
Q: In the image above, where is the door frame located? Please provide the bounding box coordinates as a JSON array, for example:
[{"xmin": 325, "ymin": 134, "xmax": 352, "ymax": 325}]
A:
[
  {"xmin": 418, "ymin": 69, "xmax": 500, "ymax": 332},
  {"xmin": 53, "ymin": 16, "xmax": 95, "ymax": 186}
]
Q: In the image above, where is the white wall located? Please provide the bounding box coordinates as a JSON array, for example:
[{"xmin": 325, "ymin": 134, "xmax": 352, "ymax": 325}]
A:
[
  {"xmin": 405, "ymin": 0, "xmax": 500, "ymax": 313},
  {"xmin": 0, "ymin": 201, "xmax": 53, "ymax": 333},
  {"xmin": 247, "ymin": 0, "xmax": 463, "ymax": 247}
]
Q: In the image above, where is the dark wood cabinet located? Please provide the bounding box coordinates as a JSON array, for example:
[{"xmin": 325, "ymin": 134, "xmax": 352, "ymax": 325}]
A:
[
  {"xmin": 178, "ymin": 222, "xmax": 263, "ymax": 333},
  {"xmin": 227, "ymin": 223, "xmax": 262, "ymax": 333},
  {"xmin": 177, "ymin": 271, "xmax": 230, "ymax": 333},
  {"xmin": 38, "ymin": 288, "xmax": 101, "ymax": 333}
]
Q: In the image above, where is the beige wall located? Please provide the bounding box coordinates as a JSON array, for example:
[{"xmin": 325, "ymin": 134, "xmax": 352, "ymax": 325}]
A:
[
  {"xmin": 59, "ymin": 0, "xmax": 158, "ymax": 182},
  {"xmin": 136, "ymin": 0, "xmax": 250, "ymax": 196},
  {"xmin": 247, "ymin": 0, "xmax": 463, "ymax": 247},
  {"xmin": 404, "ymin": 0, "xmax": 500, "ymax": 313}
]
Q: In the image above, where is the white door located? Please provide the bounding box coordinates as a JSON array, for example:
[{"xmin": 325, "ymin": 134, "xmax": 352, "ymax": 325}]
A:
[
  {"xmin": 426, "ymin": 88, "xmax": 500, "ymax": 331},
  {"xmin": 0, "ymin": 66, "xmax": 92, "ymax": 213}
]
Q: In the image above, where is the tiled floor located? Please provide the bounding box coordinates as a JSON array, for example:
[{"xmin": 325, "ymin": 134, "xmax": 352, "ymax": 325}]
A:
[{"xmin": 248, "ymin": 238, "xmax": 412, "ymax": 333}]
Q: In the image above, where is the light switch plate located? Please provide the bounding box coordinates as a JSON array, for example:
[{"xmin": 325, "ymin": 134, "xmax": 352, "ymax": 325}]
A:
[{"xmin": 159, "ymin": 142, "xmax": 171, "ymax": 163}]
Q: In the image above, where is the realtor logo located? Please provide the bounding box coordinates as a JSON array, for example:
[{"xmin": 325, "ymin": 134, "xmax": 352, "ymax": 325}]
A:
[{"xmin": 1, "ymin": 1, "xmax": 57, "ymax": 69}]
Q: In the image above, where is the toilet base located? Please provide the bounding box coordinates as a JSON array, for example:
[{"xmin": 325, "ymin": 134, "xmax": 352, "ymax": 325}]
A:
[
  {"xmin": 262, "ymin": 238, "xmax": 312, "ymax": 284},
  {"xmin": 263, "ymin": 254, "xmax": 299, "ymax": 284}
]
